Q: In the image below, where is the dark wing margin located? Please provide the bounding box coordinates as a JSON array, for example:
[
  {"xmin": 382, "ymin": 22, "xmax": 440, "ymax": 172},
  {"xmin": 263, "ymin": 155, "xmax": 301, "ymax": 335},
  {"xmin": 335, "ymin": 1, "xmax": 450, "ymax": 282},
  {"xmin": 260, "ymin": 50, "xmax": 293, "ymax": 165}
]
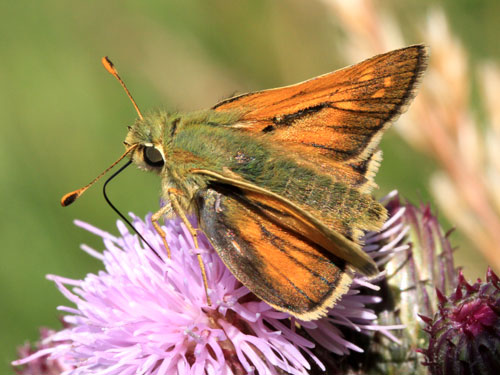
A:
[{"xmin": 195, "ymin": 186, "xmax": 353, "ymax": 320}]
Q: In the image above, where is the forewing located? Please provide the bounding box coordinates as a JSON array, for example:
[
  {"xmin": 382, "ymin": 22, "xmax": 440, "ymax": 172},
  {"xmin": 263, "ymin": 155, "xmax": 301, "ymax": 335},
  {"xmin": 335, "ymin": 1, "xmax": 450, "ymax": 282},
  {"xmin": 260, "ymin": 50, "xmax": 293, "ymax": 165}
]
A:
[
  {"xmin": 213, "ymin": 45, "xmax": 428, "ymax": 163},
  {"xmin": 195, "ymin": 187, "xmax": 353, "ymax": 320}
]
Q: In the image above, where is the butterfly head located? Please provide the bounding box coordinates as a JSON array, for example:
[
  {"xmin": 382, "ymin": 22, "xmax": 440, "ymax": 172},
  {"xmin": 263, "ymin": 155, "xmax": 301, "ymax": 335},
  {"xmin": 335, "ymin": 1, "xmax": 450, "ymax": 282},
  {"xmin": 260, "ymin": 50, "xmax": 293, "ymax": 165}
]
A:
[{"xmin": 124, "ymin": 112, "xmax": 168, "ymax": 174}]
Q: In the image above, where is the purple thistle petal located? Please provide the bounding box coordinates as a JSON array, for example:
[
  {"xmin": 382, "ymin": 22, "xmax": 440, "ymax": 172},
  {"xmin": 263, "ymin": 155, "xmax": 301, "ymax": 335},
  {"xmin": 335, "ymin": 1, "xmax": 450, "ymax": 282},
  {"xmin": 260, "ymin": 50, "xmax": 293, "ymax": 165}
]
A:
[{"xmin": 14, "ymin": 198, "xmax": 406, "ymax": 374}]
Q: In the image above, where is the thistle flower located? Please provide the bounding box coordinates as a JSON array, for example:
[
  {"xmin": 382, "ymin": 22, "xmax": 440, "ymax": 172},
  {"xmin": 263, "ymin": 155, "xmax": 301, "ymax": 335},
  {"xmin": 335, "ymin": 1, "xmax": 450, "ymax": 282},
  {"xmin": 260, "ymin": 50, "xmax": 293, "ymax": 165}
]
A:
[
  {"xmin": 13, "ymin": 202, "xmax": 404, "ymax": 375},
  {"xmin": 420, "ymin": 268, "xmax": 500, "ymax": 375}
]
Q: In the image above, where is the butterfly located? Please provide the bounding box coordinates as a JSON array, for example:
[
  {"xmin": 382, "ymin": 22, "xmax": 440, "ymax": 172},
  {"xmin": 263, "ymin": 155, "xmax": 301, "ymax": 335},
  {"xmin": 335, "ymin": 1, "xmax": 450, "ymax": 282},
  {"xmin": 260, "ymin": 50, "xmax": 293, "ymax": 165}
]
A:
[{"xmin": 62, "ymin": 45, "xmax": 428, "ymax": 320}]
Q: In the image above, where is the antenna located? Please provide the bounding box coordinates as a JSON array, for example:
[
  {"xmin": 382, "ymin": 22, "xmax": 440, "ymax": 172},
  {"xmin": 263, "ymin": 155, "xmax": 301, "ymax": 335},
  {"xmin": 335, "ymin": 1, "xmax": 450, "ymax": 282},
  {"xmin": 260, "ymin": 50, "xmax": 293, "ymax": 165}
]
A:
[
  {"xmin": 60, "ymin": 144, "xmax": 137, "ymax": 206},
  {"xmin": 101, "ymin": 56, "xmax": 144, "ymax": 120}
]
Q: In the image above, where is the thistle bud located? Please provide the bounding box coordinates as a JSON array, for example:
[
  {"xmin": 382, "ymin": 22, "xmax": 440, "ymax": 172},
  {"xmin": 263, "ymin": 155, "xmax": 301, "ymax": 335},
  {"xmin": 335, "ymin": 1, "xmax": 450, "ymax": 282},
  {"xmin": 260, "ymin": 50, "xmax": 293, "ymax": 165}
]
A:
[{"xmin": 421, "ymin": 268, "xmax": 500, "ymax": 375}]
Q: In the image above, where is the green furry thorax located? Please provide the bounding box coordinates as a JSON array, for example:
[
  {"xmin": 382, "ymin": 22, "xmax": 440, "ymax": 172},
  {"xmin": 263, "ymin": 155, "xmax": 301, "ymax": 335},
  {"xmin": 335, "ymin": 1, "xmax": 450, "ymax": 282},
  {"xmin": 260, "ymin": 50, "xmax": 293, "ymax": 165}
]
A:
[{"xmin": 126, "ymin": 108, "xmax": 329, "ymax": 195}]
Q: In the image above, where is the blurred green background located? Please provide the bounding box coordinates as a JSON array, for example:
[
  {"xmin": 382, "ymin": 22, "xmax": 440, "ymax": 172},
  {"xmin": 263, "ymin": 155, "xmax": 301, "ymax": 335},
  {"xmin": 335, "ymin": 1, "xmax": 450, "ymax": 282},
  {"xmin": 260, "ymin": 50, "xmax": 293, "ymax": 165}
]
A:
[{"xmin": 1, "ymin": 0, "xmax": 499, "ymax": 372}]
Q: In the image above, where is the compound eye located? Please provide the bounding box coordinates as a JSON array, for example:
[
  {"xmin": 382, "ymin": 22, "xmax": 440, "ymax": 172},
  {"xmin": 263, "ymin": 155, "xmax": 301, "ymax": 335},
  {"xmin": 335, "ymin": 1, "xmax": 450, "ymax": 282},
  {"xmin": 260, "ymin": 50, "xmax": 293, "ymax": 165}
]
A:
[{"xmin": 143, "ymin": 146, "xmax": 164, "ymax": 167}]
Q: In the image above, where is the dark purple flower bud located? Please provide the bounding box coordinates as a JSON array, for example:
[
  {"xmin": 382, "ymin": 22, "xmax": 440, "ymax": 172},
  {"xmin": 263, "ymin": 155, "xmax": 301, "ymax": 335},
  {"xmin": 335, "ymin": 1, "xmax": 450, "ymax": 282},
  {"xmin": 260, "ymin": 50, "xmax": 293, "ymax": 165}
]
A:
[{"xmin": 421, "ymin": 268, "xmax": 500, "ymax": 375}]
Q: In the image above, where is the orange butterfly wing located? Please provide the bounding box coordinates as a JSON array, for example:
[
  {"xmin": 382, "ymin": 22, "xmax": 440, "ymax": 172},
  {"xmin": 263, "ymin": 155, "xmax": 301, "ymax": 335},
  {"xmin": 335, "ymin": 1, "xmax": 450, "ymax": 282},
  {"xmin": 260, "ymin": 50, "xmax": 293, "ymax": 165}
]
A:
[
  {"xmin": 213, "ymin": 45, "xmax": 428, "ymax": 191},
  {"xmin": 195, "ymin": 186, "xmax": 353, "ymax": 321}
]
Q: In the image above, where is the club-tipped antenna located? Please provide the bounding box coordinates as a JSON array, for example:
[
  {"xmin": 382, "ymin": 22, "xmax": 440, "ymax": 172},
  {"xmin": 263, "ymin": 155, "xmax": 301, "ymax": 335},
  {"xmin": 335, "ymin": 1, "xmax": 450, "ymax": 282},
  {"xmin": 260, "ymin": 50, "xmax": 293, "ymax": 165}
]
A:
[
  {"xmin": 102, "ymin": 56, "xmax": 144, "ymax": 120},
  {"xmin": 60, "ymin": 144, "xmax": 138, "ymax": 207}
]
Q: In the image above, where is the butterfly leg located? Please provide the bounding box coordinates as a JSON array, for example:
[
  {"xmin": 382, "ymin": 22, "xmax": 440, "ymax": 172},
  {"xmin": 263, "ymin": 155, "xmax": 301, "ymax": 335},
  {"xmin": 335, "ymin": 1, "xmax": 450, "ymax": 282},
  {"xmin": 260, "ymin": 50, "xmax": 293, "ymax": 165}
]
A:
[
  {"xmin": 167, "ymin": 189, "xmax": 212, "ymax": 306},
  {"xmin": 151, "ymin": 204, "xmax": 172, "ymax": 258}
]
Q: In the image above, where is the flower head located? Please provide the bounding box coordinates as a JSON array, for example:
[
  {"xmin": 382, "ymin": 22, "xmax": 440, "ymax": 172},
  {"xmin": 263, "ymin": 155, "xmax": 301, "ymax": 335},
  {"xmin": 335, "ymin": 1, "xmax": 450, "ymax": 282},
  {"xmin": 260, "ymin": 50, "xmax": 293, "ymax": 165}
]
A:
[
  {"xmin": 421, "ymin": 268, "xmax": 500, "ymax": 375},
  {"xmin": 14, "ymin": 202, "xmax": 404, "ymax": 375}
]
